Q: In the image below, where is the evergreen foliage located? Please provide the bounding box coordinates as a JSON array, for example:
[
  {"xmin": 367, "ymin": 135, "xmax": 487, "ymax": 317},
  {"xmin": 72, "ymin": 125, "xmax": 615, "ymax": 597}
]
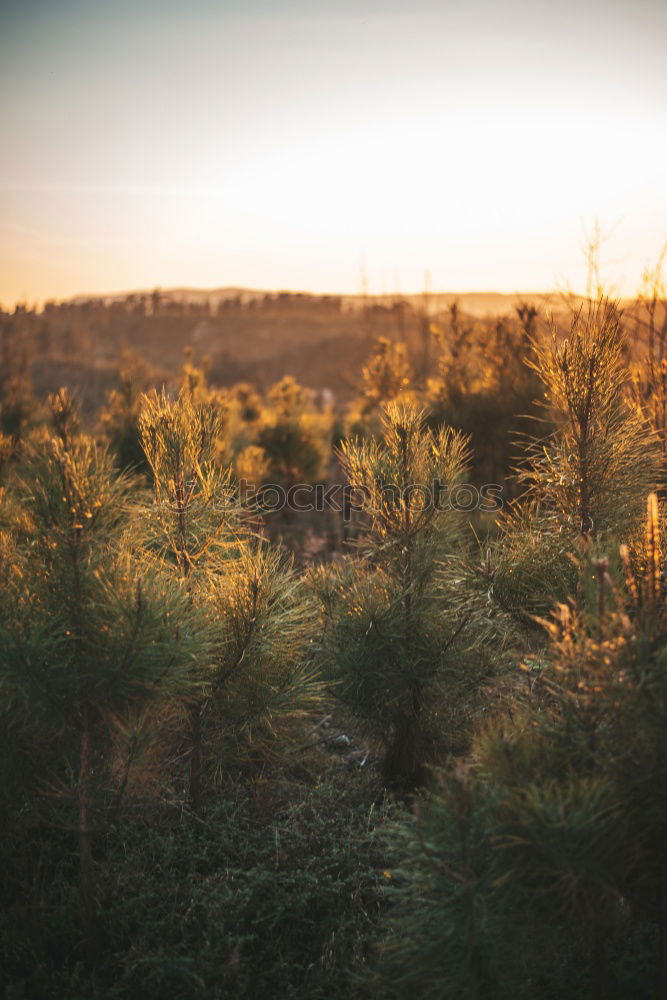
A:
[
  {"xmin": 0, "ymin": 396, "xmax": 207, "ymax": 955},
  {"xmin": 360, "ymin": 336, "xmax": 413, "ymax": 412},
  {"xmin": 317, "ymin": 400, "xmax": 500, "ymax": 789},
  {"xmin": 202, "ymin": 542, "xmax": 323, "ymax": 778},
  {"xmin": 4, "ymin": 292, "xmax": 667, "ymax": 998},
  {"xmin": 100, "ymin": 351, "xmax": 154, "ymax": 473},
  {"xmin": 425, "ymin": 308, "xmax": 542, "ymax": 491},
  {"xmin": 257, "ymin": 375, "xmax": 329, "ymax": 487},
  {"xmin": 137, "ymin": 386, "xmax": 322, "ymax": 802},
  {"xmin": 374, "ymin": 494, "xmax": 667, "ymax": 999},
  {"xmin": 493, "ymin": 298, "xmax": 661, "ymax": 618}
]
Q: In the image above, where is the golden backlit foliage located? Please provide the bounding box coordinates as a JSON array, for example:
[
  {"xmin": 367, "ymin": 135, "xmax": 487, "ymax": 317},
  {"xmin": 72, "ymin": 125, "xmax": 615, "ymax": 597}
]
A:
[
  {"xmin": 2, "ymin": 289, "xmax": 667, "ymax": 996},
  {"xmin": 359, "ymin": 336, "xmax": 413, "ymax": 412}
]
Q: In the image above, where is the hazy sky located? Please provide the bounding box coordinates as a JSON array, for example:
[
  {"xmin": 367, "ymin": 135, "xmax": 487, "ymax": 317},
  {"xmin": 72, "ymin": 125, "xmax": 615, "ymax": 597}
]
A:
[{"xmin": 1, "ymin": 0, "xmax": 666, "ymax": 305}]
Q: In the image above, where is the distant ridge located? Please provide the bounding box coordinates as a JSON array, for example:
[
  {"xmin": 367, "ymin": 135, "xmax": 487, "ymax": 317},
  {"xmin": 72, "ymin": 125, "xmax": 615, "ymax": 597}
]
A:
[{"xmin": 66, "ymin": 286, "xmax": 590, "ymax": 318}]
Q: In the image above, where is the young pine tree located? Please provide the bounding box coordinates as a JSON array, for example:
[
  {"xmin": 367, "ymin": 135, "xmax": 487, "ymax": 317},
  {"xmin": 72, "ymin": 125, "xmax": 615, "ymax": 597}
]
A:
[
  {"xmin": 474, "ymin": 493, "xmax": 667, "ymax": 998},
  {"xmin": 628, "ymin": 252, "xmax": 667, "ymax": 471},
  {"xmin": 203, "ymin": 542, "xmax": 322, "ymax": 779},
  {"xmin": 0, "ymin": 394, "xmax": 205, "ymax": 956},
  {"xmin": 257, "ymin": 374, "xmax": 329, "ymax": 488},
  {"xmin": 425, "ymin": 309, "xmax": 543, "ymax": 493},
  {"xmin": 493, "ymin": 298, "xmax": 661, "ymax": 618},
  {"xmin": 138, "ymin": 387, "xmax": 321, "ymax": 803},
  {"xmin": 373, "ymin": 499, "xmax": 667, "ymax": 1000},
  {"xmin": 138, "ymin": 387, "xmax": 242, "ymax": 806},
  {"xmin": 373, "ymin": 763, "xmax": 507, "ymax": 1000},
  {"xmin": 319, "ymin": 400, "xmax": 495, "ymax": 789},
  {"xmin": 360, "ymin": 336, "xmax": 413, "ymax": 413},
  {"xmin": 99, "ymin": 350, "xmax": 154, "ymax": 473}
]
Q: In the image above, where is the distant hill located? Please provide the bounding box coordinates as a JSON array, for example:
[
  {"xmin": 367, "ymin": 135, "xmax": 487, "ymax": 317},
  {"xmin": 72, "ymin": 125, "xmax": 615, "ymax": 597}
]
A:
[
  {"xmin": 6, "ymin": 285, "xmax": 646, "ymax": 416},
  {"xmin": 67, "ymin": 286, "xmax": 577, "ymax": 318},
  {"xmin": 53, "ymin": 287, "xmax": 576, "ymax": 398}
]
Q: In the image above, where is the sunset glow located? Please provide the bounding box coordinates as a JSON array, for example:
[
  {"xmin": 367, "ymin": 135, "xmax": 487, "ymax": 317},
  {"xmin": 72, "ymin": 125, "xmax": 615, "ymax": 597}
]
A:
[{"xmin": 1, "ymin": 0, "xmax": 666, "ymax": 305}]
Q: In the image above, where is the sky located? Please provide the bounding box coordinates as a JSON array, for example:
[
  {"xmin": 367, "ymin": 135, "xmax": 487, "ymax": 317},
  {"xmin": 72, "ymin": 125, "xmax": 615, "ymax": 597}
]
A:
[{"xmin": 1, "ymin": 0, "xmax": 666, "ymax": 306}]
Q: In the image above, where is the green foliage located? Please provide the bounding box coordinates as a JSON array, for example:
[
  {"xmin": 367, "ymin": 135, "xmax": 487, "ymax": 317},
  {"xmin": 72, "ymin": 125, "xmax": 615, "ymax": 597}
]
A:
[
  {"xmin": 318, "ymin": 401, "xmax": 500, "ymax": 788},
  {"xmin": 137, "ymin": 385, "xmax": 243, "ymax": 576},
  {"xmin": 373, "ymin": 766, "xmax": 513, "ymax": 1000},
  {"xmin": 628, "ymin": 256, "xmax": 667, "ymax": 460},
  {"xmin": 137, "ymin": 386, "xmax": 322, "ymax": 799},
  {"xmin": 425, "ymin": 310, "xmax": 542, "ymax": 490},
  {"xmin": 523, "ymin": 299, "xmax": 657, "ymax": 536},
  {"xmin": 100, "ymin": 351, "xmax": 154, "ymax": 473},
  {"xmin": 0, "ymin": 771, "xmax": 396, "ymax": 1000},
  {"xmin": 493, "ymin": 298, "xmax": 661, "ymax": 617},
  {"xmin": 339, "ymin": 399, "xmax": 470, "ymax": 577},
  {"xmin": 375, "ymin": 494, "xmax": 667, "ymax": 999},
  {"xmin": 0, "ymin": 413, "xmax": 208, "ymax": 954},
  {"xmin": 4, "ymin": 292, "xmax": 667, "ymax": 998},
  {"xmin": 257, "ymin": 418, "xmax": 325, "ymax": 487},
  {"xmin": 203, "ymin": 543, "xmax": 323, "ymax": 778},
  {"xmin": 373, "ymin": 759, "xmax": 652, "ymax": 1000},
  {"xmin": 0, "ymin": 426, "xmax": 203, "ymax": 722},
  {"xmin": 360, "ymin": 336, "xmax": 412, "ymax": 412},
  {"xmin": 257, "ymin": 375, "xmax": 330, "ymax": 487},
  {"xmin": 0, "ymin": 369, "xmax": 35, "ymax": 438}
]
